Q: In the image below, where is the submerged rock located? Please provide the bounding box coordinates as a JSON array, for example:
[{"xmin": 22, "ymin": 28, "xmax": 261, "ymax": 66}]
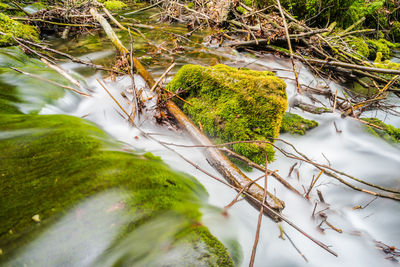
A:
[
  {"xmin": 167, "ymin": 64, "xmax": 288, "ymax": 164},
  {"xmin": 280, "ymin": 112, "xmax": 318, "ymax": 135}
]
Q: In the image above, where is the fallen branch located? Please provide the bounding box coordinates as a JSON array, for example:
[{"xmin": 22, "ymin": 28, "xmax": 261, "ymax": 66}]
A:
[
  {"xmin": 220, "ymin": 147, "xmax": 303, "ymax": 197},
  {"xmin": 276, "ymin": 0, "xmax": 301, "ymax": 94}
]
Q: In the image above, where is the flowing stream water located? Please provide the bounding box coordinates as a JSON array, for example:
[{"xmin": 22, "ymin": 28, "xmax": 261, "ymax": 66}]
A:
[{"xmin": 2, "ymin": 7, "xmax": 400, "ymax": 267}]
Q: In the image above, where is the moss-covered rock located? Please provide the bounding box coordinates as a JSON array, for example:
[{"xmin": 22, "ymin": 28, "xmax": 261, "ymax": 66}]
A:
[
  {"xmin": 366, "ymin": 38, "xmax": 398, "ymax": 60},
  {"xmin": 167, "ymin": 64, "xmax": 288, "ymax": 164},
  {"xmin": 349, "ymin": 77, "xmax": 379, "ymax": 97},
  {"xmin": 348, "ymin": 36, "xmax": 370, "ymax": 59},
  {"xmin": 362, "ymin": 117, "xmax": 400, "ymax": 143},
  {"xmin": 280, "ymin": 112, "xmax": 318, "ymax": 135},
  {"xmin": 374, "ymin": 51, "xmax": 400, "ymax": 71},
  {"xmin": 0, "ymin": 13, "xmax": 39, "ymax": 46}
]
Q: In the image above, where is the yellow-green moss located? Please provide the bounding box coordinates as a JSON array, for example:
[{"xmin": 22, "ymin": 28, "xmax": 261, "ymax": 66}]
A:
[
  {"xmin": 0, "ymin": 3, "xmax": 10, "ymax": 10},
  {"xmin": 374, "ymin": 52, "xmax": 400, "ymax": 71},
  {"xmin": 236, "ymin": 6, "xmax": 246, "ymax": 14},
  {"xmin": 0, "ymin": 13, "xmax": 39, "ymax": 46},
  {"xmin": 362, "ymin": 117, "xmax": 400, "ymax": 143},
  {"xmin": 280, "ymin": 112, "xmax": 318, "ymax": 135},
  {"xmin": 243, "ymin": 0, "xmax": 252, "ymax": 6},
  {"xmin": 103, "ymin": 0, "xmax": 127, "ymax": 11},
  {"xmin": 349, "ymin": 77, "xmax": 379, "ymax": 97},
  {"xmin": 348, "ymin": 37, "xmax": 370, "ymax": 59},
  {"xmin": 392, "ymin": 21, "xmax": 400, "ymax": 43},
  {"xmin": 366, "ymin": 38, "xmax": 398, "ymax": 60},
  {"xmin": 167, "ymin": 64, "xmax": 288, "ymax": 164}
]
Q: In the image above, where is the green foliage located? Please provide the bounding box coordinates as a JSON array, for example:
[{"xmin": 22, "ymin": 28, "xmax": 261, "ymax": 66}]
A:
[
  {"xmin": 167, "ymin": 64, "xmax": 288, "ymax": 164},
  {"xmin": 280, "ymin": 112, "xmax": 318, "ymax": 135},
  {"xmin": 0, "ymin": 13, "xmax": 39, "ymax": 46},
  {"xmin": 255, "ymin": 0, "xmax": 390, "ymax": 29},
  {"xmin": 103, "ymin": 0, "xmax": 127, "ymax": 11},
  {"xmin": 0, "ymin": 2, "xmax": 10, "ymax": 10},
  {"xmin": 362, "ymin": 117, "xmax": 400, "ymax": 143}
]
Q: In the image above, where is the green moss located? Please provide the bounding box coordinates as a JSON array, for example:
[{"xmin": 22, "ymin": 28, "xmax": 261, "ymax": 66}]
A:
[
  {"xmin": 243, "ymin": 0, "xmax": 252, "ymax": 6},
  {"xmin": 391, "ymin": 21, "xmax": 400, "ymax": 43},
  {"xmin": 348, "ymin": 37, "xmax": 370, "ymax": 59},
  {"xmin": 366, "ymin": 38, "xmax": 397, "ymax": 60},
  {"xmin": 373, "ymin": 51, "xmax": 400, "ymax": 72},
  {"xmin": 362, "ymin": 117, "xmax": 400, "ymax": 143},
  {"xmin": 173, "ymin": 225, "xmax": 235, "ymax": 266},
  {"xmin": 0, "ymin": 114, "xmax": 235, "ymax": 264},
  {"xmin": 167, "ymin": 64, "xmax": 288, "ymax": 164},
  {"xmin": 103, "ymin": 0, "xmax": 127, "ymax": 11},
  {"xmin": 0, "ymin": 47, "xmax": 71, "ymax": 114},
  {"xmin": 228, "ymin": 156, "xmax": 253, "ymax": 172},
  {"xmin": 236, "ymin": 6, "xmax": 246, "ymax": 14},
  {"xmin": 0, "ymin": 13, "xmax": 39, "ymax": 46},
  {"xmin": 349, "ymin": 77, "xmax": 379, "ymax": 97},
  {"xmin": 280, "ymin": 112, "xmax": 318, "ymax": 135},
  {"xmin": 270, "ymin": 45, "xmax": 291, "ymax": 54},
  {"xmin": 0, "ymin": 3, "xmax": 10, "ymax": 10}
]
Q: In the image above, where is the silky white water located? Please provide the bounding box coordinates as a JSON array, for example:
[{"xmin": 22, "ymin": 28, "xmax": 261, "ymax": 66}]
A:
[{"xmin": 35, "ymin": 39, "xmax": 400, "ymax": 267}]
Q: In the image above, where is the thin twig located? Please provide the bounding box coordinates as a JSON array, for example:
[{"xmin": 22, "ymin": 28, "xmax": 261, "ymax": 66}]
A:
[
  {"xmin": 276, "ymin": 0, "xmax": 301, "ymax": 94},
  {"xmin": 150, "ymin": 62, "xmax": 176, "ymax": 92}
]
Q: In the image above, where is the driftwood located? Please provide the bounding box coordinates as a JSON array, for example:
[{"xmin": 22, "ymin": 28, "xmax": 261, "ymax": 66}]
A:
[{"xmin": 90, "ymin": 5, "xmax": 285, "ymax": 219}]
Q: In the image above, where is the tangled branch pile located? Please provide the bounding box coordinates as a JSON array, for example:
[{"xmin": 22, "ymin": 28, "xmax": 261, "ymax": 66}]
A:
[{"xmin": 159, "ymin": 0, "xmax": 400, "ymax": 92}]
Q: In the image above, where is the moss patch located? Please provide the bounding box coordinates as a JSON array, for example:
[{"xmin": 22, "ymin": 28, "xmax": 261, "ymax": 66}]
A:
[
  {"xmin": 348, "ymin": 37, "xmax": 370, "ymax": 59},
  {"xmin": 103, "ymin": 0, "xmax": 127, "ymax": 11},
  {"xmin": 391, "ymin": 21, "xmax": 400, "ymax": 43},
  {"xmin": 362, "ymin": 117, "xmax": 400, "ymax": 143},
  {"xmin": 280, "ymin": 112, "xmax": 318, "ymax": 135},
  {"xmin": 167, "ymin": 64, "xmax": 287, "ymax": 164},
  {"xmin": 366, "ymin": 38, "xmax": 398, "ymax": 60},
  {"xmin": 374, "ymin": 52, "xmax": 400, "ymax": 71},
  {"xmin": 0, "ymin": 13, "xmax": 39, "ymax": 46}
]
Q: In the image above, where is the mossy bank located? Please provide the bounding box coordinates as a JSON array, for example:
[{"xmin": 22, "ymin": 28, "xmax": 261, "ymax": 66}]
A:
[{"xmin": 167, "ymin": 64, "xmax": 288, "ymax": 164}]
